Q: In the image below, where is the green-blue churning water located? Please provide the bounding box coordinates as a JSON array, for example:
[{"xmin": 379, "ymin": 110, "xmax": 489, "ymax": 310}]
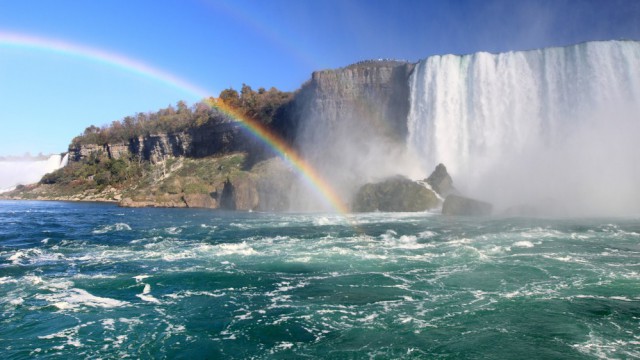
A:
[{"xmin": 0, "ymin": 201, "xmax": 639, "ymax": 359}]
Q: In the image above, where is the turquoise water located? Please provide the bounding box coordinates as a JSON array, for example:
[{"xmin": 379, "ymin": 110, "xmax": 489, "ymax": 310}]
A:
[{"xmin": 0, "ymin": 201, "xmax": 639, "ymax": 359}]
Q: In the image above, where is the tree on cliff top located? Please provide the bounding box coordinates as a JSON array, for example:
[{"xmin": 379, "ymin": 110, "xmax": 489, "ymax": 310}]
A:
[{"xmin": 70, "ymin": 84, "xmax": 292, "ymax": 148}]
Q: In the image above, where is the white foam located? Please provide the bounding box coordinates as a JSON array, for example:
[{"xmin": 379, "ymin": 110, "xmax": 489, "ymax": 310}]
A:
[
  {"xmin": 39, "ymin": 288, "xmax": 128, "ymax": 310},
  {"xmin": 572, "ymin": 333, "xmax": 640, "ymax": 359},
  {"xmin": 9, "ymin": 298, "xmax": 24, "ymax": 305},
  {"xmin": 133, "ymin": 275, "xmax": 151, "ymax": 282},
  {"xmin": 165, "ymin": 227, "xmax": 182, "ymax": 235},
  {"xmin": 512, "ymin": 241, "xmax": 535, "ymax": 248},
  {"xmin": 102, "ymin": 318, "xmax": 116, "ymax": 331},
  {"xmin": 314, "ymin": 216, "xmax": 332, "ymax": 226},
  {"xmin": 92, "ymin": 223, "xmax": 132, "ymax": 234},
  {"xmin": 358, "ymin": 313, "xmax": 379, "ymax": 323},
  {"xmin": 136, "ymin": 283, "xmax": 161, "ymax": 304},
  {"xmin": 274, "ymin": 342, "xmax": 294, "ymax": 350},
  {"xmin": 418, "ymin": 230, "xmax": 437, "ymax": 238},
  {"xmin": 8, "ymin": 248, "xmax": 65, "ymax": 266},
  {"xmin": 165, "ymin": 290, "xmax": 227, "ymax": 300},
  {"xmin": 214, "ymin": 242, "xmax": 258, "ymax": 256},
  {"xmin": 23, "ymin": 275, "xmax": 44, "ymax": 285},
  {"xmin": 0, "ymin": 276, "xmax": 17, "ymax": 285},
  {"xmin": 543, "ymin": 254, "xmax": 587, "ymax": 263},
  {"xmin": 380, "ymin": 231, "xmax": 431, "ymax": 250}
]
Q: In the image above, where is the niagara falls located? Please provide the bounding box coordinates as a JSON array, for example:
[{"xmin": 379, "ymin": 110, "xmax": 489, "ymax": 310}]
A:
[
  {"xmin": 2, "ymin": 1, "xmax": 640, "ymax": 359},
  {"xmin": 407, "ymin": 40, "xmax": 640, "ymax": 216}
]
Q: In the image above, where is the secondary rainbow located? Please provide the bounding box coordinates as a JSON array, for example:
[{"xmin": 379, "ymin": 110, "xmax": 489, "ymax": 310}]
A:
[{"xmin": 0, "ymin": 31, "xmax": 351, "ymax": 214}]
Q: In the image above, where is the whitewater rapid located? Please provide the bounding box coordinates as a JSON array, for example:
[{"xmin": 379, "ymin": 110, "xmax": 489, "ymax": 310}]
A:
[
  {"xmin": 1, "ymin": 201, "xmax": 639, "ymax": 358},
  {"xmin": 407, "ymin": 40, "xmax": 640, "ymax": 215}
]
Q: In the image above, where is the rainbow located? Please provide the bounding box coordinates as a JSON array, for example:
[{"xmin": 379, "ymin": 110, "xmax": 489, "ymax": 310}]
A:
[
  {"xmin": 0, "ymin": 31, "xmax": 212, "ymax": 100},
  {"xmin": 203, "ymin": 98, "xmax": 350, "ymax": 214},
  {"xmin": 0, "ymin": 31, "xmax": 351, "ymax": 215}
]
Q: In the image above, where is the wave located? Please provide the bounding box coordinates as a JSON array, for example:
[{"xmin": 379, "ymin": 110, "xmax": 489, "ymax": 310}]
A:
[
  {"xmin": 36, "ymin": 288, "xmax": 128, "ymax": 311},
  {"xmin": 92, "ymin": 223, "xmax": 132, "ymax": 234}
]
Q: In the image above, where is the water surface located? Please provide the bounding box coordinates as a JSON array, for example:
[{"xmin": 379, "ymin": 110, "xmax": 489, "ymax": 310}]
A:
[{"xmin": 1, "ymin": 201, "xmax": 639, "ymax": 358}]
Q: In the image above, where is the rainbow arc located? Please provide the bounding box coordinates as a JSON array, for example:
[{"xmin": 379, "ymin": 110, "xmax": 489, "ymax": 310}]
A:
[{"xmin": 0, "ymin": 31, "xmax": 351, "ymax": 215}]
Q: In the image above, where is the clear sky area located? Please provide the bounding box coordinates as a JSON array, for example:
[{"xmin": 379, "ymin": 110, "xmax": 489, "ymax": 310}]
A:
[{"xmin": 1, "ymin": 0, "xmax": 640, "ymax": 156}]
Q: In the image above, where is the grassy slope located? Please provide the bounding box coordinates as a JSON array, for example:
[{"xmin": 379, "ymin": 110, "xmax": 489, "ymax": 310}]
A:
[{"xmin": 2, "ymin": 153, "xmax": 253, "ymax": 207}]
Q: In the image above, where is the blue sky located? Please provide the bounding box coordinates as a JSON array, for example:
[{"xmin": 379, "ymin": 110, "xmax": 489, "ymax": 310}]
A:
[{"xmin": 1, "ymin": 0, "xmax": 639, "ymax": 156}]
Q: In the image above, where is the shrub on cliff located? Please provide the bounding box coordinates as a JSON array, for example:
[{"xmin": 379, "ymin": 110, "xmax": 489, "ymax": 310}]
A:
[
  {"xmin": 70, "ymin": 85, "xmax": 292, "ymax": 148},
  {"xmin": 40, "ymin": 157, "xmax": 142, "ymax": 189}
]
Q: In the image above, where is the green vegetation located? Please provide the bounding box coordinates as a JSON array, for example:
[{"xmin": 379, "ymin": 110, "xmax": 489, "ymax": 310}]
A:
[
  {"xmin": 71, "ymin": 85, "xmax": 292, "ymax": 147},
  {"xmin": 21, "ymin": 150, "xmax": 251, "ymax": 204},
  {"xmin": 4, "ymin": 85, "xmax": 293, "ymax": 206},
  {"xmin": 39, "ymin": 151, "xmax": 144, "ymax": 194}
]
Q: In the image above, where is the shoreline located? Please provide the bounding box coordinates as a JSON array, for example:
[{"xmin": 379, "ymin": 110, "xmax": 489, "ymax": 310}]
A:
[{"xmin": 0, "ymin": 196, "xmax": 117, "ymax": 204}]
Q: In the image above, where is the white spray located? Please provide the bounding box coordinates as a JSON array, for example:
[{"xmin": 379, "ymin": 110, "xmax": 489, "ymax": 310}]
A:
[
  {"xmin": 407, "ymin": 40, "xmax": 640, "ymax": 215},
  {"xmin": 0, "ymin": 153, "xmax": 69, "ymax": 192}
]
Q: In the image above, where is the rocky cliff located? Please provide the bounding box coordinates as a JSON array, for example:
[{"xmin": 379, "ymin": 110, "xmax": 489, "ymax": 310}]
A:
[
  {"xmin": 9, "ymin": 59, "xmax": 427, "ymax": 212},
  {"xmin": 278, "ymin": 60, "xmax": 417, "ymax": 210},
  {"xmin": 69, "ymin": 122, "xmax": 256, "ymax": 164},
  {"xmin": 289, "ymin": 60, "xmax": 414, "ymax": 142}
]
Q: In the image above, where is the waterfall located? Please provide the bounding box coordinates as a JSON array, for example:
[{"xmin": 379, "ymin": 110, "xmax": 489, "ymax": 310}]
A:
[
  {"xmin": 407, "ymin": 40, "xmax": 640, "ymax": 215},
  {"xmin": 60, "ymin": 153, "xmax": 69, "ymax": 168},
  {"xmin": 0, "ymin": 153, "xmax": 69, "ymax": 193}
]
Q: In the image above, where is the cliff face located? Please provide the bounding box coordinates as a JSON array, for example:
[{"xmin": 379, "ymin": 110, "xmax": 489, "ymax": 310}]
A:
[
  {"xmin": 304, "ymin": 60, "xmax": 414, "ymax": 140},
  {"xmin": 70, "ymin": 122, "xmax": 253, "ymax": 164},
  {"xmin": 51, "ymin": 60, "xmax": 420, "ymax": 212},
  {"xmin": 281, "ymin": 60, "xmax": 417, "ymax": 210}
]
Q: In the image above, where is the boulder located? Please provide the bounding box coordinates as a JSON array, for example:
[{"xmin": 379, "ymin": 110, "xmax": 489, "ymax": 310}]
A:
[
  {"xmin": 442, "ymin": 195, "xmax": 492, "ymax": 216},
  {"xmin": 232, "ymin": 177, "xmax": 259, "ymax": 211},
  {"xmin": 353, "ymin": 175, "xmax": 439, "ymax": 212},
  {"xmin": 182, "ymin": 193, "xmax": 217, "ymax": 208},
  {"xmin": 252, "ymin": 157, "xmax": 296, "ymax": 212},
  {"xmin": 218, "ymin": 177, "xmax": 259, "ymax": 211},
  {"xmin": 219, "ymin": 178, "xmax": 237, "ymax": 210},
  {"xmin": 426, "ymin": 163, "xmax": 454, "ymax": 196}
]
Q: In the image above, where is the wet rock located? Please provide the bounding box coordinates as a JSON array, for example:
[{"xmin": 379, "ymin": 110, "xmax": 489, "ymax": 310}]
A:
[
  {"xmin": 425, "ymin": 163, "xmax": 455, "ymax": 196},
  {"xmin": 182, "ymin": 193, "xmax": 217, "ymax": 208},
  {"xmin": 353, "ymin": 175, "xmax": 438, "ymax": 212}
]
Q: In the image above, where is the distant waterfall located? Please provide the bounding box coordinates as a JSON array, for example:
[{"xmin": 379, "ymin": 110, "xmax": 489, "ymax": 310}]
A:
[
  {"xmin": 60, "ymin": 153, "xmax": 69, "ymax": 168},
  {"xmin": 0, "ymin": 153, "xmax": 69, "ymax": 192},
  {"xmin": 407, "ymin": 41, "xmax": 640, "ymax": 214}
]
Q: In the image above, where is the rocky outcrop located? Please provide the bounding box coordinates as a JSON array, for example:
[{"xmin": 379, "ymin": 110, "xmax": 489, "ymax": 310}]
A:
[
  {"xmin": 234, "ymin": 177, "xmax": 260, "ymax": 211},
  {"xmin": 129, "ymin": 133, "xmax": 191, "ymax": 163},
  {"xmin": 442, "ymin": 195, "xmax": 492, "ymax": 216},
  {"xmin": 274, "ymin": 60, "xmax": 418, "ymax": 209},
  {"xmin": 426, "ymin": 163, "xmax": 454, "ymax": 196},
  {"xmin": 69, "ymin": 121, "xmax": 255, "ymax": 164},
  {"xmin": 106, "ymin": 143, "xmax": 130, "ymax": 160},
  {"xmin": 289, "ymin": 60, "xmax": 415, "ymax": 144},
  {"xmin": 252, "ymin": 157, "xmax": 296, "ymax": 212},
  {"xmin": 273, "ymin": 60, "xmax": 415, "ymax": 144},
  {"xmin": 182, "ymin": 193, "xmax": 217, "ymax": 208},
  {"xmin": 71, "ymin": 143, "xmax": 105, "ymax": 161},
  {"xmin": 353, "ymin": 176, "xmax": 438, "ymax": 212}
]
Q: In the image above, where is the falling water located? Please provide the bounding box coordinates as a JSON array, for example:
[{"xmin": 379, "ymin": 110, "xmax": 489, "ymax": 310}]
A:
[
  {"xmin": 0, "ymin": 153, "xmax": 68, "ymax": 192},
  {"xmin": 407, "ymin": 40, "xmax": 640, "ymax": 215}
]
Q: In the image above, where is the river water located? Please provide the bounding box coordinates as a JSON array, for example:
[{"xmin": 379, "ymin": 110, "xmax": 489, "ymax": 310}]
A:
[{"xmin": 1, "ymin": 200, "xmax": 639, "ymax": 358}]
